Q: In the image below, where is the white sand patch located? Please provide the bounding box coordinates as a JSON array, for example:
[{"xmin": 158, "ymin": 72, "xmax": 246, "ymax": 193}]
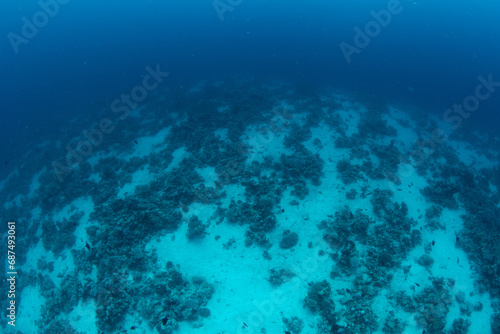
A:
[
  {"xmin": 119, "ymin": 127, "xmax": 170, "ymax": 160},
  {"xmin": 196, "ymin": 166, "xmax": 218, "ymax": 188},
  {"xmin": 21, "ymin": 239, "xmax": 74, "ymax": 289},
  {"xmin": 217, "ymin": 105, "xmax": 230, "ymax": 114},
  {"xmin": 428, "ymin": 212, "xmax": 493, "ymax": 333},
  {"xmin": 22, "ymin": 240, "xmax": 47, "ymax": 273},
  {"xmin": 30, "ymin": 206, "xmax": 42, "ymax": 225},
  {"xmin": 168, "ymin": 147, "xmax": 188, "ymax": 171},
  {"xmin": 113, "ymin": 145, "xmax": 187, "ymax": 202},
  {"xmin": 242, "ymin": 124, "xmax": 290, "ymax": 166},
  {"xmin": 187, "ymin": 80, "xmax": 208, "ymax": 94},
  {"xmin": 128, "ymin": 106, "xmax": 146, "ymax": 119},
  {"xmin": 68, "ymin": 299, "xmax": 98, "ymax": 333},
  {"xmin": 49, "ymin": 249, "xmax": 75, "ymax": 287},
  {"xmin": 337, "ymin": 107, "xmax": 361, "ymax": 137},
  {"xmin": 449, "ymin": 138, "xmax": 493, "ymax": 169},
  {"xmin": 86, "ymin": 150, "xmax": 111, "ymax": 168},
  {"xmin": 214, "ymin": 127, "xmax": 228, "ymax": 140},
  {"xmin": 88, "ymin": 172, "xmax": 101, "ymax": 183},
  {"xmin": 70, "ymin": 197, "xmax": 95, "ymax": 250},
  {"xmin": 117, "ymin": 165, "xmax": 153, "ymax": 198},
  {"xmin": 219, "ymin": 183, "xmax": 246, "ymax": 208},
  {"xmin": 16, "ymin": 286, "xmax": 44, "ymax": 333},
  {"xmin": 147, "ymin": 204, "xmax": 331, "ymax": 334},
  {"xmin": 4, "ymin": 194, "xmax": 25, "ymax": 210},
  {"xmin": 27, "ymin": 168, "xmax": 45, "ymax": 199}
]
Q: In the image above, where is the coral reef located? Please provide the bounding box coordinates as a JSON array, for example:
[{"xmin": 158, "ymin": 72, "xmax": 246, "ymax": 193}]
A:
[
  {"xmin": 268, "ymin": 268, "xmax": 296, "ymax": 286},
  {"xmin": 186, "ymin": 216, "xmax": 208, "ymax": 239},
  {"xmin": 279, "ymin": 230, "xmax": 299, "ymax": 249}
]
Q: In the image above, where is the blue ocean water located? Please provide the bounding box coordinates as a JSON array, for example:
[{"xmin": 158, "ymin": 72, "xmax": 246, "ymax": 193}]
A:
[
  {"xmin": 2, "ymin": 0, "xmax": 500, "ymax": 333},
  {"xmin": 2, "ymin": 1, "xmax": 500, "ymax": 147}
]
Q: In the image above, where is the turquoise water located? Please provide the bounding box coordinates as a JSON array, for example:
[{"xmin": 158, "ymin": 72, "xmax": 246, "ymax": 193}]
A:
[{"xmin": 1, "ymin": 1, "xmax": 500, "ymax": 333}]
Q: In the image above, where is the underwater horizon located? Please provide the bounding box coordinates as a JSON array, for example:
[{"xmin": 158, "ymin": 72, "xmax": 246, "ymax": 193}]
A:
[{"xmin": 1, "ymin": 0, "xmax": 500, "ymax": 333}]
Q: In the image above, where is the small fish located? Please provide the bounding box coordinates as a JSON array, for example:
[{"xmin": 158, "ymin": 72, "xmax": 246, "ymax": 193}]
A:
[
  {"xmin": 397, "ymin": 188, "xmax": 402, "ymax": 191},
  {"xmin": 415, "ymin": 283, "xmax": 420, "ymax": 287},
  {"xmin": 85, "ymin": 242, "xmax": 91, "ymax": 250},
  {"xmin": 431, "ymin": 240, "xmax": 435, "ymax": 246},
  {"xmin": 349, "ymin": 212, "xmax": 353, "ymax": 219},
  {"xmin": 130, "ymin": 326, "xmax": 136, "ymax": 330},
  {"xmin": 243, "ymin": 322, "xmax": 248, "ymax": 328},
  {"xmin": 134, "ymin": 140, "xmax": 138, "ymax": 144},
  {"xmin": 456, "ymin": 236, "xmax": 460, "ymax": 243},
  {"xmin": 366, "ymin": 192, "xmax": 372, "ymax": 195},
  {"xmin": 457, "ymin": 258, "xmax": 460, "ymax": 264},
  {"xmin": 162, "ymin": 317, "xmax": 169, "ymax": 326}
]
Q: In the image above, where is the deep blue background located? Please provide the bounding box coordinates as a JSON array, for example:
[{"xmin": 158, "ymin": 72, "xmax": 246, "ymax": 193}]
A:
[{"xmin": 1, "ymin": 0, "xmax": 500, "ymax": 171}]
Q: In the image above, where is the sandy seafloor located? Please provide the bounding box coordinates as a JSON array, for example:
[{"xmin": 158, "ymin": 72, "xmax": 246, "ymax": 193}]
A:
[{"xmin": 1, "ymin": 79, "xmax": 498, "ymax": 334}]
